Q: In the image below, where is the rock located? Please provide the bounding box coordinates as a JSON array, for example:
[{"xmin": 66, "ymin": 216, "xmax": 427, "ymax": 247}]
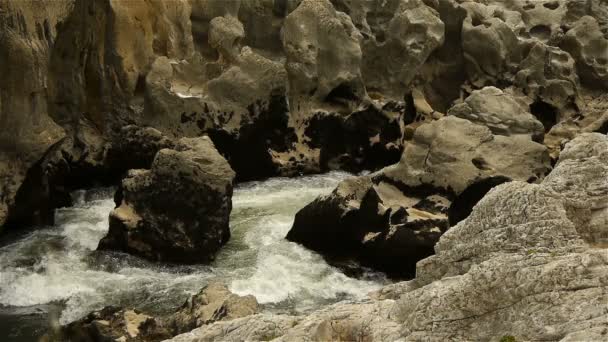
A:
[
  {"xmin": 98, "ymin": 136, "xmax": 235, "ymax": 263},
  {"xmin": 288, "ymin": 116, "xmax": 551, "ymax": 277},
  {"xmin": 560, "ymin": 15, "xmax": 608, "ymax": 89},
  {"xmin": 105, "ymin": 125, "xmax": 175, "ymax": 172},
  {"xmin": 357, "ymin": 0, "xmax": 445, "ymax": 97},
  {"xmin": 460, "ymin": 1, "xmax": 525, "ymax": 88},
  {"xmin": 46, "ymin": 307, "xmax": 171, "ymax": 342},
  {"xmin": 48, "ymin": 283, "xmax": 258, "ymax": 342},
  {"xmin": 282, "ymin": 0, "xmax": 364, "ymax": 109},
  {"xmin": 165, "ymin": 282, "xmax": 259, "ymax": 335},
  {"xmin": 0, "ymin": 1, "xmax": 71, "ymax": 229},
  {"xmin": 447, "ymin": 86, "xmax": 545, "ymax": 141},
  {"xmin": 169, "ymin": 133, "xmax": 608, "ymax": 342}
]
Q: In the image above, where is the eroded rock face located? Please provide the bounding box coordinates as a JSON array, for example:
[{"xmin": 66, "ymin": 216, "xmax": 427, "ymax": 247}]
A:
[
  {"xmin": 169, "ymin": 133, "xmax": 608, "ymax": 342},
  {"xmin": 98, "ymin": 136, "xmax": 235, "ymax": 263},
  {"xmin": 3, "ymin": 0, "xmax": 608, "ymax": 233},
  {"xmin": 288, "ymin": 116, "xmax": 551, "ymax": 278}
]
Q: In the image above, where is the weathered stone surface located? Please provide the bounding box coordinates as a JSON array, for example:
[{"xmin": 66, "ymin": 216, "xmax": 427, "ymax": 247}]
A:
[
  {"xmin": 561, "ymin": 15, "xmax": 608, "ymax": 89},
  {"xmin": 282, "ymin": 0, "xmax": 364, "ymax": 109},
  {"xmin": 288, "ymin": 116, "xmax": 551, "ymax": 278},
  {"xmin": 98, "ymin": 136, "xmax": 235, "ymax": 263},
  {"xmin": 105, "ymin": 125, "xmax": 175, "ymax": 172},
  {"xmin": 448, "ymin": 86, "xmax": 544, "ymax": 140}
]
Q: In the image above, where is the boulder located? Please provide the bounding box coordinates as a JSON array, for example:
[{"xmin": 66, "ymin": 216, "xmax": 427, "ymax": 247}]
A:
[
  {"xmin": 288, "ymin": 116, "xmax": 551, "ymax": 278},
  {"xmin": 98, "ymin": 136, "xmax": 235, "ymax": 263},
  {"xmin": 447, "ymin": 86, "xmax": 544, "ymax": 140}
]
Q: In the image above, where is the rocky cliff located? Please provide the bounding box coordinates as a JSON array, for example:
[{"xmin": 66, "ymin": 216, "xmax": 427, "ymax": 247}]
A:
[{"xmin": 1, "ymin": 0, "xmax": 607, "ymax": 233}]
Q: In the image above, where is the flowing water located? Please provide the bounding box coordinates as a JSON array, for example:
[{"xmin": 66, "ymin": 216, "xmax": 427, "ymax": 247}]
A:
[{"xmin": 0, "ymin": 172, "xmax": 387, "ymax": 340}]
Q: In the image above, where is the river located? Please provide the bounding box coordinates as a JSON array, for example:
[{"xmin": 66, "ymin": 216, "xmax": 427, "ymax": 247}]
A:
[{"xmin": 0, "ymin": 172, "xmax": 387, "ymax": 340}]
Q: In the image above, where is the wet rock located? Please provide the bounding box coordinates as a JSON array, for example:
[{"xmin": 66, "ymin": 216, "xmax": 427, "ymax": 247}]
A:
[
  {"xmin": 448, "ymin": 86, "xmax": 544, "ymax": 140},
  {"xmin": 288, "ymin": 116, "xmax": 551, "ymax": 278},
  {"xmin": 98, "ymin": 136, "xmax": 235, "ymax": 263}
]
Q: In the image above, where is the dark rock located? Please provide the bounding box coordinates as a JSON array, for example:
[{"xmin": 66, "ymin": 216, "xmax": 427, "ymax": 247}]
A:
[{"xmin": 98, "ymin": 136, "xmax": 235, "ymax": 263}]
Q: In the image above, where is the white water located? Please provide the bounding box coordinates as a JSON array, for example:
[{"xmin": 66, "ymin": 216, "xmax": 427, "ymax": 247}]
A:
[{"xmin": 0, "ymin": 172, "xmax": 386, "ymax": 329}]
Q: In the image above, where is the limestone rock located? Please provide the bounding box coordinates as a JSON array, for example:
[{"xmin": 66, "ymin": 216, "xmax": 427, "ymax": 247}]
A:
[
  {"xmin": 98, "ymin": 136, "xmax": 235, "ymax": 263},
  {"xmin": 447, "ymin": 86, "xmax": 544, "ymax": 140},
  {"xmin": 288, "ymin": 116, "xmax": 551, "ymax": 277},
  {"xmin": 561, "ymin": 15, "xmax": 608, "ymax": 89},
  {"xmin": 47, "ymin": 307, "xmax": 171, "ymax": 342},
  {"xmin": 282, "ymin": 0, "xmax": 364, "ymax": 108},
  {"xmin": 358, "ymin": 0, "xmax": 445, "ymax": 97}
]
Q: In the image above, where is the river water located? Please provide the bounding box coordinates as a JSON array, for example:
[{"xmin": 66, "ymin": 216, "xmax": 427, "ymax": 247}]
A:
[{"xmin": 0, "ymin": 172, "xmax": 387, "ymax": 340}]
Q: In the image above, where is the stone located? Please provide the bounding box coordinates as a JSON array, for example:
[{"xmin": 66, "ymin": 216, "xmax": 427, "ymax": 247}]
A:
[
  {"xmin": 560, "ymin": 15, "xmax": 608, "ymax": 89},
  {"xmin": 105, "ymin": 125, "xmax": 175, "ymax": 172},
  {"xmin": 358, "ymin": 0, "xmax": 445, "ymax": 97},
  {"xmin": 165, "ymin": 282, "xmax": 259, "ymax": 335},
  {"xmin": 282, "ymin": 0, "xmax": 364, "ymax": 109},
  {"xmin": 98, "ymin": 136, "xmax": 235, "ymax": 263},
  {"xmin": 47, "ymin": 283, "xmax": 257, "ymax": 342},
  {"xmin": 448, "ymin": 86, "xmax": 545, "ymax": 140},
  {"xmin": 288, "ymin": 116, "xmax": 551, "ymax": 277}
]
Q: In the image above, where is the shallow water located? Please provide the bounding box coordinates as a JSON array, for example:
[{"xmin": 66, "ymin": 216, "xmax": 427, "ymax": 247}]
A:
[{"xmin": 0, "ymin": 172, "xmax": 387, "ymax": 340}]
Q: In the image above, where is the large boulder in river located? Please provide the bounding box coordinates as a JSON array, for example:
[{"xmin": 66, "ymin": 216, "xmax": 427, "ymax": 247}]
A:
[
  {"xmin": 287, "ymin": 116, "xmax": 551, "ymax": 278},
  {"xmin": 98, "ymin": 136, "xmax": 235, "ymax": 263}
]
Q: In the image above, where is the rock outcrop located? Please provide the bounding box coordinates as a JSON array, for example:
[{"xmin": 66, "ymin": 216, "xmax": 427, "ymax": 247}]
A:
[
  {"xmin": 169, "ymin": 133, "xmax": 608, "ymax": 342},
  {"xmin": 98, "ymin": 136, "xmax": 235, "ymax": 263},
  {"xmin": 288, "ymin": 116, "xmax": 551, "ymax": 278},
  {"xmin": 48, "ymin": 283, "xmax": 258, "ymax": 342},
  {"xmin": 3, "ymin": 0, "xmax": 607, "ymax": 233}
]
